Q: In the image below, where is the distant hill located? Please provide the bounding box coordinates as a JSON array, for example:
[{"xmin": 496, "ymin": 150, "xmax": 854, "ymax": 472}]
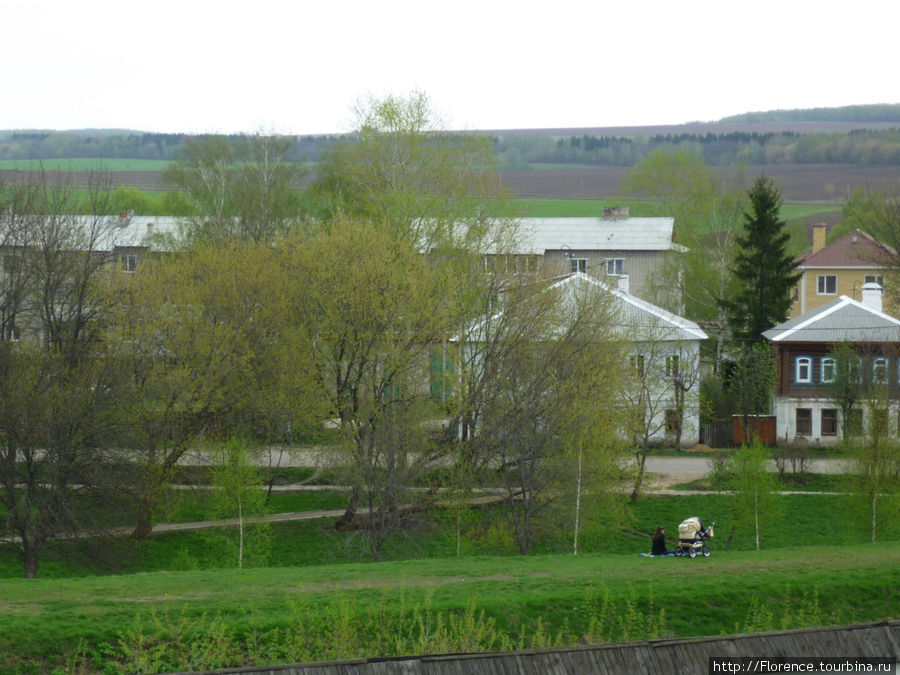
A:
[
  {"xmin": 720, "ymin": 103, "xmax": 900, "ymax": 124},
  {"xmin": 2, "ymin": 104, "xmax": 900, "ymax": 168}
]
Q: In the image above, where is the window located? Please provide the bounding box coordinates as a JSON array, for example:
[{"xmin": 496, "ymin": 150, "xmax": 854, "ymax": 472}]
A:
[
  {"xmin": 665, "ymin": 409, "xmax": 680, "ymax": 433},
  {"xmin": 121, "ymin": 254, "xmax": 137, "ymax": 273},
  {"xmin": 873, "ymin": 357, "xmax": 888, "ymax": 384},
  {"xmin": 665, "ymin": 354, "xmax": 679, "ymax": 377},
  {"xmin": 864, "ymin": 275, "xmax": 884, "ymax": 287},
  {"xmin": 1, "ymin": 322, "xmax": 19, "ymax": 342},
  {"xmin": 2, "ymin": 255, "xmax": 17, "ymax": 275},
  {"xmin": 570, "ymin": 258, "xmax": 587, "ymax": 274},
  {"xmin": 791, "ymin": 285, "xmax": 799, "ymax": 303},
  {"xmin": 796, "ymin": 409, "xmax": 812, "ymax": 436},
  {"xmin": 629, "ymin": 354, "xmax": 645, "ymax": 378},
  {"xmin": 794, "ymin": 356, "xmax": 812, "ymax": 384},
  {"xmin": 820, "ymin": 357, "xmax": 836, "ymax": 384},
  {"xmin": 817, "ymin": 275, "xmax": 837, "ymax": 295},
  {"xmin": 821, "ymin": 409, "xmax": 838, "ymax": 436},
  {"xmin": 606, "ymin": 258, "xmax": 624, "ymax": 275}
]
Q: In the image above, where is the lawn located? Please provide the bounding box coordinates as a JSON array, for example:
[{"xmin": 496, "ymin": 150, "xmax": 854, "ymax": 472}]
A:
[
  {"xmin": 1, "ymin": 482, "xmax": 898, "ymax": 672},
  {"xmin": 0, "ymin": 542, "xmax": 896, "ymax": 673}
]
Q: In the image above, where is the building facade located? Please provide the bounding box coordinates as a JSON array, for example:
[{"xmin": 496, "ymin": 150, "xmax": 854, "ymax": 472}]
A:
[{"xmin": 764, "ymin": 285, "xmax": 900, "ymax": 446}]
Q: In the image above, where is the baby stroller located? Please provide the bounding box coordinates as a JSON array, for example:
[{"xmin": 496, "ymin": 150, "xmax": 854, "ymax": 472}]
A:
[{"xmin": 674, "ymin": 517, "xmax": 714, "ymax": 558}]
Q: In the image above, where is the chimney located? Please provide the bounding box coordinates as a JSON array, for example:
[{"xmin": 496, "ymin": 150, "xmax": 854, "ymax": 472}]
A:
[
  {"xmin": 812, "ymin": 224, "xmax": 827, "ymax": 253},
  {"xmin": 617, "ymin": 274, "xmax": 630, "ymax": 295},
  {"xmin": 861, "ymin": 282, "xmax": 883, "ymax": 313},
  {"xmin": 603, "ymin": 206, "xmax": 629, "ymax": 219}
]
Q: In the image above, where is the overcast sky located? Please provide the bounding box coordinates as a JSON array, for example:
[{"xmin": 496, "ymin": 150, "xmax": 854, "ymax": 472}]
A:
[{"xmin": 4, "ymin": 0, "xmax": 899, "ymax": 135}]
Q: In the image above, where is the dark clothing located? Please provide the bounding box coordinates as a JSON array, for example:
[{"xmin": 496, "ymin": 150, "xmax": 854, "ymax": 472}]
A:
[{"xmin": 651, "ymin": 534, "xmax": 668, "ymax": 556}]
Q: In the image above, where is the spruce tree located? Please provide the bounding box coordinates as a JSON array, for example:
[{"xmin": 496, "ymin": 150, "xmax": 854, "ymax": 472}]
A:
[{"xmin": 725, "ymin": 176, "xmax": 801, "ymax": 345}]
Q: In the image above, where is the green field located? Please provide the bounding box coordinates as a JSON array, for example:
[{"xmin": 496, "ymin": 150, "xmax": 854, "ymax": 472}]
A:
[
  {"xmin": 0, "ymin": 158, "xmax": 172, "ymax": 171},
  {"xmin": 499, "ymin": 198, "xmax": 840, "ymax": 222},
  {"xmin": 1, "ymin": 540, "xmax": 896, "ymax": 673}
]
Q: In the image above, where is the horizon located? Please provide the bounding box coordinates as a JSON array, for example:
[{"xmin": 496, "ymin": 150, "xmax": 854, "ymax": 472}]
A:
[{"xmin": 5, "ymin": 0, "xmax": 899, "ymax": 135}]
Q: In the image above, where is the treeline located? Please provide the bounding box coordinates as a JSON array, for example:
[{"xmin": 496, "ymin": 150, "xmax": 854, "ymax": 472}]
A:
[
  {"xmin": 495, "ymin": 128, "xmax": 900, "ymax": 167},
  {"xmin": 0, "ymin": 131, "xmax": 344, "ymax": 162},
  {"xmin": 4, "ymin": 104, "xmax": 900, "ymax": 167}
]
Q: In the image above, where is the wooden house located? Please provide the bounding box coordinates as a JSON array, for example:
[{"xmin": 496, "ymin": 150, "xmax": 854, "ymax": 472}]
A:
[{"xmin": 763, "ymin": 283, "xmax": 900, "ymax": 445}]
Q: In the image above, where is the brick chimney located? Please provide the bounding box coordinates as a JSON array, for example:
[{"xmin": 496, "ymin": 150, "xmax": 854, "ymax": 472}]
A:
[
  {"xmin": 812, "ymin": 224, "xmax": 827, "ymax": 253},
  {"xmin": 861, "ymin": 282, "xmax": 883, "ymax": 313}
]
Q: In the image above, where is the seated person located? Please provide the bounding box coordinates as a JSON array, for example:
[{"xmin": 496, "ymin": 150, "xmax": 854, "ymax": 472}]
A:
[{"xmin": 651, "ymin": 525, "xmax": 671, "ymax": 555}]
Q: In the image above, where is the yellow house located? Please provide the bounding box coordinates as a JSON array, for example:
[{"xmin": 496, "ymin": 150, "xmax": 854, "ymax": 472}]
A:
[{"xmin": 790, "ymin": 225, "xmax": 896, "ymax": 318}]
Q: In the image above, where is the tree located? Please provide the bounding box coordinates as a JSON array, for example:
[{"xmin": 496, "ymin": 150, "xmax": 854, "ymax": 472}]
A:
[
  {"xmin": 162, "ymin": 132, "xmax": 306, "ymax": 244},
  {"xmin": 725, "ymin": 176, "xmax": 801, "ymax": 346},
  {"xmin": 107, "ymin": 241, "xmax": 321, "ymax": 538},
  {"xmin": 825, "ymin": 342, "xmax": 863, "ymax": 442},
  {"xmin": 621, "ymin": 150, "xmax": 747, "ymax": 373},
  {"xmin": 309, "ymin": 90, "xmax": 506, "ymax": 250},
  {"xmin": 291, "ymin": 218, "xmax": 451, "ymax": 561},
  {"xmin": 0, "ymin": 171, "xmax": 127, "ymax": 577},
  {"xmin": 207, "ymin": 438, "xmax": 272, "ymax": 569},
  {"xmin": 845, "ymin": 437, "xmax": 900, "ymax": 544},
  {"xmin": 731, "ymin": 440, "xmax": 781, "ymax": 551},
  {"xmin": 620, "ymin": 320, "xmax": 703, "ymax": 499},
  {"xmin": 729, "ymin": 343, "xmax": 777, "ymax": 444},
  {"xmin": 466, "ymin": 275, "xmax": 626, "ymax": 554},
  {"xmin": 841, "ymin": 183, "xmax": 900, "ymax": 308}
]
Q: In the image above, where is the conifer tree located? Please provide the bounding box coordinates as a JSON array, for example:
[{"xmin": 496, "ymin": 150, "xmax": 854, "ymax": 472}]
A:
[{"xmin": 725, "ymin": 176, "xmax": 801, "ymax": 345}]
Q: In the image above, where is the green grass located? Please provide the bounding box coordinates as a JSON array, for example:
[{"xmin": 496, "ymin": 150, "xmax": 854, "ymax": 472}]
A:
[
  {"xmin": 496, "ymin": 198, "xmax": 659, "ymax": 218},
  {"xmin": 782, "ymin": 203, "xmax": 841, "ymax": 220},
  {"xmin": 494, "ymin": 198, "xmax": 841, "ymax": 221},
  {"xmin": 0, "ymin": 158, "xmax": 172, "ymax": 171},
  {"xmin": 673, "ymin": 472, "xmax": 848, "ymax": 493},
  {"xmin": 0, "ymin": 542, "xmax": 897, "ymax": 672},
  {"xmin": 4, "ymin": 491, "xmax": 897, "ymax": 580}
]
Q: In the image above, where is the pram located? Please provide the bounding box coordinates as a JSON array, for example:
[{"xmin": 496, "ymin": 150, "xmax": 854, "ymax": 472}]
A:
[{"xmin": 674, "ymin": 517, "xmax": 714, "ymax": 558}]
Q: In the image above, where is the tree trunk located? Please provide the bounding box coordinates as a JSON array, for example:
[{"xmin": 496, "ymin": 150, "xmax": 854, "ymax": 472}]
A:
[
  {"xmin": 22, "ymin": 536, "xmax": 42, "ymax": 579},
  {"xmin": 630, "ymin": 449, "xmax": 647, "ymax": 502},
  {"xmin": 335, "ymin": 487, "xmax": 359, "ymax": 531},
  {"xmin": 132, "ymin": 498, "xmax": 155, "ymax": 539},
  {"xmin": 573, "ymin": 446, "xmax": 582, "ymax": 555}
]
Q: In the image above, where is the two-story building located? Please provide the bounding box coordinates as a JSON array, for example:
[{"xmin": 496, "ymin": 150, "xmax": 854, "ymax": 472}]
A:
[
  {"xmin": 764, "ymin": 284, "xmax": 900, "ymax": 446},
  {"xmin": 482, "ymin": 207, "xmax": 682, "ymax": 301},
  {"xmin": 790, "ymin": 225, "xmax": 896, "ymax": 318}
]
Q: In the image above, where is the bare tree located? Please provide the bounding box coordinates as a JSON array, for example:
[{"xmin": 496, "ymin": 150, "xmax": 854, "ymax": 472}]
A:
[{"xmin": 0, "ymin": 171, "xmax": 125, "ymax": 577}]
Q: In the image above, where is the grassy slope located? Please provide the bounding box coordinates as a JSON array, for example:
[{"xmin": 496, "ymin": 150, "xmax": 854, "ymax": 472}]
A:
[{"xmin": 1, "ymin": 542, "xmax": 897, "ymax": 670}]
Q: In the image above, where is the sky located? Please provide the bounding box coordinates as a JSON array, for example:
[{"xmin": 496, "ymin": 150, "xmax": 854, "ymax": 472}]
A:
[{"xmin": 4, "ymin": 0, "xmax": 900, "ymax": 135}]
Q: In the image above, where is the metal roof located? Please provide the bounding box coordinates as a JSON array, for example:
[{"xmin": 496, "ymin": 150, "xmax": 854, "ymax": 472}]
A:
[
  {"xmin": 507, "ymin": 217, "xmax": 677, "ymax": 254},
  {"xmin": 763, "ymin": 295, "xmax": 900, "ymax": 343},
  {"xmin": 550, "ymin": 272, "xmax": 707, "ymax": 342},
  {"xmin": 97, "ymin": 216, "xmax": 181, "ymax": 250}
]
